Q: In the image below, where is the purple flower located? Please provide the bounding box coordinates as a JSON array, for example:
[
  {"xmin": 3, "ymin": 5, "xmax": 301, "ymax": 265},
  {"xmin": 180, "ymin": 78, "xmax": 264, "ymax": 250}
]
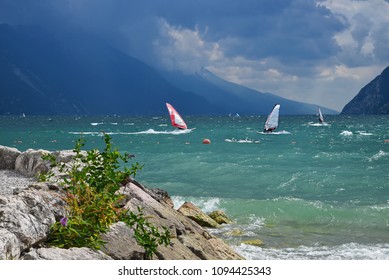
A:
[{"xmin": 60, "ymin": 217, "xmax": 68, "ymax": 227}]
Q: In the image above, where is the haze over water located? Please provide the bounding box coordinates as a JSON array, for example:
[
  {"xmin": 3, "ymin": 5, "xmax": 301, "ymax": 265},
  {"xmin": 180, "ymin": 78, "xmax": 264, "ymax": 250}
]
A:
[{"xmin": 1, "ymin": 114, "xmax": 388, "ymax": 259}]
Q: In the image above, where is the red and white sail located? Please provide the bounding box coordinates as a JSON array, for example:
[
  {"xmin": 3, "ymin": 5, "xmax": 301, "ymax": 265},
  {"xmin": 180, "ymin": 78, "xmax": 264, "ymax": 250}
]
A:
[{"xmin": 166, "ymin": 103, "xmax": 188, "ymax": 130}]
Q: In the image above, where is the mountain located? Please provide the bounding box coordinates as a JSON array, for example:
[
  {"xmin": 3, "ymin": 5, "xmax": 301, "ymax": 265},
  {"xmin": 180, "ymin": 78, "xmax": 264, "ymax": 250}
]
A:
[
  {"xmin": 1, "ymin": 24, "xmax": 337, "ymax": 116},
  {"xmin": 0, "ymin": 24, "xmax": 216, "ymax": 115},
  {"xmin": 341, "ymin": 66, "xmax": 389, "ymax": 114},
  {"xmin": 160, "ymin": 68, "xmax": 338, "ymax": 115}
]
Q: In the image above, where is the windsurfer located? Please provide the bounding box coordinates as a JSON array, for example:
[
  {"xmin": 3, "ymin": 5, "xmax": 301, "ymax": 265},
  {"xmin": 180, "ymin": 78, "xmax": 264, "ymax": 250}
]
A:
[{"xmin": 263, "ymin": 128, "xmax": 275, "ymax": 133}]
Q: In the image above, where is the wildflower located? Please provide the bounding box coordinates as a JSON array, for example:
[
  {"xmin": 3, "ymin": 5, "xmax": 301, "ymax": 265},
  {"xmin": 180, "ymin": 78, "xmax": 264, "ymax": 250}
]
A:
[{"xmin": 60, "ymin": 217, "xmax": 68, "ymax": 227}]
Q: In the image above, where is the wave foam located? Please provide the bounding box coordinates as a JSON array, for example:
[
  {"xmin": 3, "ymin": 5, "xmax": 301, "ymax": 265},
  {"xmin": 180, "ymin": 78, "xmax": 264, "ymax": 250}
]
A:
[
  {"xmin": 69, "ymin": 128, "xmax": 194, "ymax": 136},
  {"xmin": 225, "ymin": 138, "xmax": 260, "ymax": 144},
  {"xmin": 172, "ymin": 196, "xmax": 221, "ymax": 213},
  {"xmin": 129, "ymin": 128, "xmax": 194, "ymax": 135},
  {"xmin": 233, "ymin": 243, "xmax": 389, "ymax": 260},
  {"xmin": 340, "ymin": 130, "xmax": 353, "ymax": 136},
  {"xmin": 368, "ymin": 150, "xmax": 388, "ymax": 162}
]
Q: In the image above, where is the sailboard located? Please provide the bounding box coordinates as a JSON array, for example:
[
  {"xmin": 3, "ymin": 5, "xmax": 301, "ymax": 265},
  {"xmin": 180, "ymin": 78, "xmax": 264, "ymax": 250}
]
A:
[
  {"xmin": 166, "ymin": 103, "xmax": 188, "ymax": 130},
  {"xmin": 257, "ymin": 104, "xmax": 290, "ymax": 134},
  {"xmin": 308, "ymin": 107, "xmax": 330, "ymax": 126}
]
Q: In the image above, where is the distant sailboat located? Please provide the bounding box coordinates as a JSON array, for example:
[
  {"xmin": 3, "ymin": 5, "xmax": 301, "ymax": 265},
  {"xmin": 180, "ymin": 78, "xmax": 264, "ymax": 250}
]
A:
[
  {"xmin": 263, "ymin": 104, "xmax": 280, "ymax": 133},
  {"xmin": 166, "ymin": 103, "xmax": 188, "ymax": 130}
]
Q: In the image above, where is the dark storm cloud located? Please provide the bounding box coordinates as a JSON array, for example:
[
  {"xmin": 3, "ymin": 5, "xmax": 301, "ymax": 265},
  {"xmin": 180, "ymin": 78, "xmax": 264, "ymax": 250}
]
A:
[
  {"xmin": 2, "ymin": 0, "xmax": 389, "ymax": 111},
  {"xmin": 0, "ymin": 0, "xmax": 345, "ymax": 67}
]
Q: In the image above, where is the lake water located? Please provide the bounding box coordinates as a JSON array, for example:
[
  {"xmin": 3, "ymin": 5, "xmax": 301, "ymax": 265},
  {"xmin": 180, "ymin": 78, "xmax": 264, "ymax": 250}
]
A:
[{"xmin": 1, "ymin": 114, "xmax": 388, "ymax": 259}]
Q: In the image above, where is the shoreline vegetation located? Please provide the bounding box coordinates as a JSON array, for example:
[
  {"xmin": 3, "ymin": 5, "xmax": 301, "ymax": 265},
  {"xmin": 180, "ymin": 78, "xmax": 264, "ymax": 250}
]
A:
[{"xmin": 0, "ymin": 137, "xmax": 243, "ymax": 260}]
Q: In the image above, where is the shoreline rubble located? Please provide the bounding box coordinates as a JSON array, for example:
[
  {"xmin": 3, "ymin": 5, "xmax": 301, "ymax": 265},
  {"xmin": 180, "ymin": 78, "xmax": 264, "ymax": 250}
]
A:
[{"xmin": 0, "ymin": 145, "xmax": 244, "ymax": 260}]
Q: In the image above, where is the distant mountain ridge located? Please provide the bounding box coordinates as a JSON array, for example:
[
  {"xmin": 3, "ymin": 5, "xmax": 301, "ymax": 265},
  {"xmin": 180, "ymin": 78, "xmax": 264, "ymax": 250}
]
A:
[
  {"xmin": 0, "ymin": 24, "xmax": 215, "ymax": 115},
  {"xmin": 341, "ymin": 66, "xmax": 389, "ymax": 114},
  {"xmin": 159, "ymin": 68, "xmax": 338, "ymax": 115},
  {"xmin": 0, "ymin": 24, "xmax": 337, "ymax": 116}
]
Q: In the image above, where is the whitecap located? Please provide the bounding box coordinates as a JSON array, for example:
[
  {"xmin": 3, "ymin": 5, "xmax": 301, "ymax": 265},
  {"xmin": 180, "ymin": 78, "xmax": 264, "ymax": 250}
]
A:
[
  {"xmin": 225, "ymin": 138, "xmax": 260, "ymax": 144},
  {"xmin": 69, "ymin": 131, "xmax": 103, "ymax": 136},
  {"xmin": 90, "ymin": 122, "xmax": 104, "ymax": 126},
  {"xmin": 128, "ymin": 128, "xmax": 194, "ymax": 135},
  {"xmin": 171, "ymin": 196, "xmax": 221, "ymax": 213},
  {"xmin": 308, "ymin": 122, "xmax": 330, "ymax": 127},
  {"xmin": 368, "ymin": 150, "xmax": 388, "ymax": 162},
  {"xmin": 357, "ymin": 131, "xmax": 373, "ymax": 136},
  {"xmin": 340, "ymin": 130, "xmax": 353, "ymax": 136},
  {"xmin": 233, "ymin": 243, "xmax": 389, "ymax": 260}
]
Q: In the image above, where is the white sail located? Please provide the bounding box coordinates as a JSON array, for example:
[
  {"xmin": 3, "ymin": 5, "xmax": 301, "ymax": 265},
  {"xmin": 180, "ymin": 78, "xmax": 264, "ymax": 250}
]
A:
[
  {"xmin": 318, "ymin": 107, "xmax": 324, "ymax": 123},
  {"xmin": 166, "ymin": 103, "xmax": 188, "ymax": 130},
  {"xmin": 264, "ymin": 104, "xmax": 280, "ymax": 132}
]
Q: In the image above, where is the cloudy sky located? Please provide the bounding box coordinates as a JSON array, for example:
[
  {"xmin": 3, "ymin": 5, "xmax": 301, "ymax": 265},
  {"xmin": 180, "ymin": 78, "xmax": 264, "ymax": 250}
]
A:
[{"xmin": 1, "ymin": 0, "xmax": 389, "ymax": 111}]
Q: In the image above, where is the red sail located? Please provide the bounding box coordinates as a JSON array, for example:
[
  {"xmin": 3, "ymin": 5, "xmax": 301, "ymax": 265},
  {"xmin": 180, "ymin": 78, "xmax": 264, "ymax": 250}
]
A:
[{"xmin": 166, "ymin": 103, "xmax": 188, "ymax": 130}]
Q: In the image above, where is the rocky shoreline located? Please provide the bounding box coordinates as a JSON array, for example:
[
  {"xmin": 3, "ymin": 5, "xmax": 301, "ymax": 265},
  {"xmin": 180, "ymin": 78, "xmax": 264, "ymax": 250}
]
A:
[{"xmin": 0, "ymin": 145, "xmax": 243, "ymax": 260}]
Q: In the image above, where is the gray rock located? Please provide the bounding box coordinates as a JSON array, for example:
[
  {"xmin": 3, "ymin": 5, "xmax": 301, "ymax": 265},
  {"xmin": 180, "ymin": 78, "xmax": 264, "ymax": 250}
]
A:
[
  {"xmin": 0, "ymin": 229, "xmax": 21, "ymax": 260},
  {"xmin": 120, "ymin": 182, "xmax": 243, "ymax": 260},
  {"xmin": 178, "ymin": 201, "xmax": 220, "ymax": 228},
  {"xmin": 0, "ymin": 186, "xmax": 66, "ymax": 258},
  {"xmin": 15, "ymin": 149, "xmax": 51, "ymax": 177},
  {"xmin": 208, "ymin": 210, "xmax": 233, "ymax": 225},
  {"xmin": 0, "ymin": 145, "xmax": 243, "ymax": 260},
  {"xmin": 23, "ymin": 247, "xmax": 112, "ymax": 260},
  {"xmin": 101, "ymin": 222, "xmax": 146, "ymax": 260},
  {"xmin": 0, "ymin": 145, "xmax": 21, "ymax": 170}
]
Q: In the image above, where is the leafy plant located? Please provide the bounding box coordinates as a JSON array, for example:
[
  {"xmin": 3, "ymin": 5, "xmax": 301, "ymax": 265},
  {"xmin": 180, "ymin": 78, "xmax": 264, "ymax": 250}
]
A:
[{"xmin": 40, "ymin": 134, "xmax": 170, "ymax": 259}]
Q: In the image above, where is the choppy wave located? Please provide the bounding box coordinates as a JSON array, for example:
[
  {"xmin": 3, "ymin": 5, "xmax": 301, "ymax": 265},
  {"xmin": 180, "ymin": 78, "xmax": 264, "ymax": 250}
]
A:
[
  {"xmin": 308, "ymin": 122, "xmax": 330, "ymax": 127},
  {"xmin": 339, "ymin": 130, "xmax": 373, "ymax": 136},
  {"xmin": 340, "ymin": 130, "xmax": 353, "ymax": 136},
  {"xmin": 69, "ymin": 131, "xmax": 104, "ymax": 136},
  {"xmin": 90, "ymin": 122, "xmax": 104, "ymax": 126},
  {"xmin": 225, "ymin": 138, "xmax": 260, "ymax": 144},
  {"xmin": 357, "ymin": 131, "xmax": 373, "ymax": 136},
  {"xmin": 257, "ymin": 130, "xmax": 291, "ymax": 135},
  {"xmin": 368, "ymin": 150, "xmax": 389, "ymax": 162},
  {"xmin": 233, "ymin": 243, "xmax": 389, "ymax": 260},
  {"xmin": 128, "ymin": 128, "xmax": 194, "ymax": 135},
  {"xmin": 69, "ymin": 128, "xmax": 194, "ymax": 136},
  {"xmin": 172, "ymin": 196, "xmax": 221, "ymax": 213}
]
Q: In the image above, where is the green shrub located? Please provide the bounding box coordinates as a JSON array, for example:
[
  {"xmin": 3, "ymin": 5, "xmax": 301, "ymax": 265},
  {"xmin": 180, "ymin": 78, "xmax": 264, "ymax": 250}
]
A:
[{"xmin": 40, "ymin": 134, "xmax": 170, "ymax": 259}]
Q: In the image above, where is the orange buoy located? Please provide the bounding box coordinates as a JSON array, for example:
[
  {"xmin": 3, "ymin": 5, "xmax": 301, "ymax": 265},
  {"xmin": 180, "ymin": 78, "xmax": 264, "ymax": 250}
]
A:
[
  {"xmin": 384, "ymin": 139, "xmax": 389, "ymax": 143},
  {"xmin": 202, "ymin": 138, "xmax": 211, "ymax": 144}
]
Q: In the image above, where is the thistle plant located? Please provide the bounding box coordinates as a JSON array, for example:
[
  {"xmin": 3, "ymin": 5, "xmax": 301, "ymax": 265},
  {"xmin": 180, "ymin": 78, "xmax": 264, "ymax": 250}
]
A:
[{"xmin": 40, "ymin": 134, "xmax": 170, "ymax": 259}]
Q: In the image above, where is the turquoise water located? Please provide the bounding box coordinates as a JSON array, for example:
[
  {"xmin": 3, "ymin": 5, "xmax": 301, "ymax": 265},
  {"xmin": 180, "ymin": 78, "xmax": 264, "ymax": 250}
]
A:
[{"xmin": 1, "ymin": 115, "xmax": 389, "ymax": 259}]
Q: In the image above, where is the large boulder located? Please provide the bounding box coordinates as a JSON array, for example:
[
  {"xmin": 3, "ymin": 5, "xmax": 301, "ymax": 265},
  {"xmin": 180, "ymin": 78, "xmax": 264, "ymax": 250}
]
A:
[
  {"xmin": 0, "ymin": 184, "xmax": 66, "ymax": 259},
  {"xmin": 0, "ymin": 146, "xmax": 21, "ymax": 170},
  {"xmin": 178, "ymin": 201, "xmax": 220, "ymax": 228},
  {"xmin": 15, "ymin": 149, "xmax": 51, "ymax": 177},
  {"xmin": 120, "ymin": 182, "xmax": 243, "ymax": 260},
  {"xmin": 101, "ymin": 222, "xmax": 145, "ymax": 260},
  {"xmin": 209, "ymin": 210, "xmax": 233, "ymax": 225}
]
